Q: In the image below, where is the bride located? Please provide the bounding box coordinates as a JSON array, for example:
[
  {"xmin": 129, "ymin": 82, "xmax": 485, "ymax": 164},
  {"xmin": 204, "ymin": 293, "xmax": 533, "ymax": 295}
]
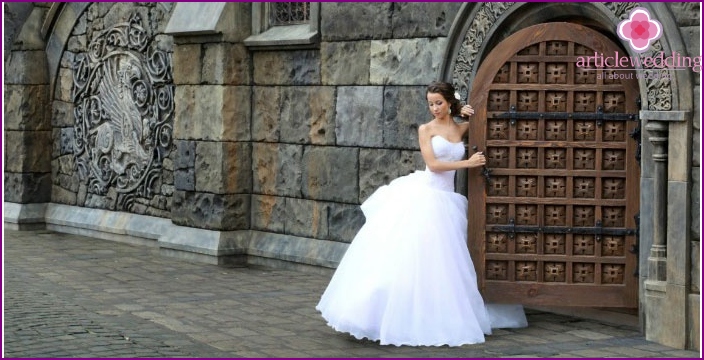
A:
[{"xmin": 316, "ymin": 81, "xmax": 527, "ymax": 347}]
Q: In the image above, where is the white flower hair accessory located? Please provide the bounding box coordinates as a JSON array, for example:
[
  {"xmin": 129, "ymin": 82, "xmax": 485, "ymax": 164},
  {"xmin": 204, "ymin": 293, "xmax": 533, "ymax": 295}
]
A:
[{"xmin": 454, "ymin": 92, "xmax": 461, "ymax": 100}]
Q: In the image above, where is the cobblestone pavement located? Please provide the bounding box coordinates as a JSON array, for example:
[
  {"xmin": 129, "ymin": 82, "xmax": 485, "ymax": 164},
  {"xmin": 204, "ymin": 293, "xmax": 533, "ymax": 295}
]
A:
[{"xmin": 3, "ymin": 229, "xmax": 701, "ymax": 358}]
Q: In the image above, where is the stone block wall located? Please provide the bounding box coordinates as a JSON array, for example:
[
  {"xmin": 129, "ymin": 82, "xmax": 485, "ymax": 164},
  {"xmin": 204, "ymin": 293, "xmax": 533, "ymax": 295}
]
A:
[
  {"xmin": 246, "ymin": 2, "xmax": 462, "ymax": 245},
  {"xmin": 3, "ymin": 4, "xmax": 53, "ymax": 205},
  {"xmin": 169, "ymin": 2, "xmax": 253, "ymax": 233}
]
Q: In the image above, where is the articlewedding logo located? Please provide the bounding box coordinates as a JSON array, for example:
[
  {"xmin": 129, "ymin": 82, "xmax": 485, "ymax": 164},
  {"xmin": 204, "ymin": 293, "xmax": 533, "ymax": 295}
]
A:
[
  {"xmin": 617, "ymin": 7, "xmax": 662, "ymax": 53},
  {"xmin": 575, "ymin": 6, "xmax": 701, "ymax": 76}
]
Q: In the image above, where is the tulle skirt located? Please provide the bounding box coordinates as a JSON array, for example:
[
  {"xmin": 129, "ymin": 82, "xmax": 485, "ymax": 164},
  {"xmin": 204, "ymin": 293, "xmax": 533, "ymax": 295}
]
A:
[{"xmin": 316, "ymin": 171, "xmax": 527, "ymax": 346}]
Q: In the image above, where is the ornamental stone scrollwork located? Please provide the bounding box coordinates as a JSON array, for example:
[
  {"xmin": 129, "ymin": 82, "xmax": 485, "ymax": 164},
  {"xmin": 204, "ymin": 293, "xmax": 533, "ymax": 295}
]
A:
[
  {"xmin": 72, "ymin": 12, "xmax": 174, "ymax": 210},
  {"xmin": 452, "ymin": 1, "xmax": 672, "ymax": 111},
  {"xmin": 452, "ymin": 2, "xmax": 513, "ymax": 100}
]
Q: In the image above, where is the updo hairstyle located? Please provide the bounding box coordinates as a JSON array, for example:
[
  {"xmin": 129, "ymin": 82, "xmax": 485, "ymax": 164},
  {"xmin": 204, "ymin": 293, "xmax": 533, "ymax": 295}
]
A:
[{"xmin": 426, "ymin": 81, "xmax": 462, "ymax": 116}]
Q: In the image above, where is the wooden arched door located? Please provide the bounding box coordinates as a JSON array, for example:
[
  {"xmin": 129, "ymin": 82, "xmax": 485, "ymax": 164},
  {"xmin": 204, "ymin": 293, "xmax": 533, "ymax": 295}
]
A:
[{"xmin": 468, "ymin": 23, "xmax": 640, "ymax": 307}]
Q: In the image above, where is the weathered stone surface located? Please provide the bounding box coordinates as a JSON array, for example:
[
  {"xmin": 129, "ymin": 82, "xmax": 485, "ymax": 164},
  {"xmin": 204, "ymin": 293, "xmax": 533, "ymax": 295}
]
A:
[
  {"xmin": 59, "ymin": 128, "xmax": 74, "ymax": 156},
  {"xmin": 52, "ymin": 185, "xmax": 78, "ymax": 205},
  {"xmin": 285, "ymin": 198, "xmax": 328, "ymax": 239},
  {"xmin": 174, "ymin": 140, "xmax": 196, "ymax": 169},
  {"xmin": 391, "ymin": 2, "xmax": 461, "ymax": 38},
  {"xmin": 399, "ymin": 149, "xmax": 425, "ymax": 175},
  {"xmin": 370, "ymin": 38, "xmax": 449, "ymax": 85},
  {"xmin": 55, "ymin": 68, "xmax": 73, "ymax": 102},
  {"xmin": 51, "ymin": 100, "xmax": 74, "ymax": 127},
  {"xmin": 174, "ymin": 85, "xmax": 251, "ymax": 141},
  {"xmin": 66, "ymin": 34, "xmax": 86, "ymax": 52},
  {"xmin": 166, "ymin": 2, "xmax": 249, "ymax": 43},
  {"xmin": 4, "ymin": 130, "xmax": 51, "ymax": 172},
  {"xmin": 53, "ymin": 155, "xmax": 75, "ymax": 176},
  {"xmin": 693, "ymin": 129, "xmax": 700, "ymax": 167},
  {"xmin": 327, "ymin": 202, "xmax": 364, "ymax": 243},
  {"xmin": 252, "ymin": 143, "xmax": 303, "ymax": 197},
  {"xmin": 71, "ymin": 10, "xmax": 87, "ymax": 36},
  {"xmin": 171, "ymin": 190, "xmax": 250, "ymax": 230},
  {"xmin": 148, "ymin": 194, "xmax": 170, "ymax": 211},
  {"xmin": 59, "ymin": 50, "xmax": 75, "ymax": 70},
  {"xmin": 161, "ymin": 183, "xmax": 174, "ymax": 196},
  {"xmin": 692, "ymin": 241, "xmax": 700, "ymax": 293},
  {"xmin": 321, "ymin": 41, "xmax": 370, "ymax": 85},
  {"xmin": 76, "ymin": 184, "xmax": 87, "ymax": 205},
  {"xmin": 320, "ymin": 2, "xmax": 392, "ymax": 41},
  {"xmin": 251, "ymin": 195, "xmax": 286, "ymax": 232},
  {"xmin": 220, "ymin": 2, "xmax": 252, "ymax": 43},
  {"xmin": 174, "ymin": 169, "xmax": 195, "ymax": 191},
  {"xmin": 172, "ymin": 44, "xmax": 202, "ymax": 85},
  {"xmin": 4, "ymin": 50, "xmax": 48, "ymax": 85},
  {"xmin": 55, "ymin": 173, "xmax": 79, "ymax": 193},
  {"xmin": 3, "ymin": 172, "xmax": 51, "ymax": 203},
  {"xmin": 687, "ymin": 294, "xmax": 701, "ymax": 350},
  {"xmin": 3, "ymin": 85, "xmax": 50, "ymax": 131},
  {"xmin": 668, "ymin": 2, "xmax": 701, "ymax": 26},
  {"xmin": 335, "ymin": 86, "xmax": 384, "ymax": 147},
  {"xmin": 667, "ymin": 181, "xmax": 691, "ymax": 286},
  {"xmin": 162, "ymin": 158, "xmax": 174, "ymax": 172},
  {"xmin": 359, "ymin": 148, "xmax": 402, "ymax": 201},
  {"xmin": 692, "ymin": 168, "xmax": 700, "ymax": 239},
  {"xmin": 252, "ymin": 51, "xmax": 320, "ymax": 85},
  {"xmin": 302, "ymin": 146, "xmax": 359, "ymax": 203},
  {"xmin": 3, "ymin": 2, "xmax": 34, "ymax": 58},
  {"xmin": 253, "ymin": 86, "xmax": 336, "ymax": 144},
  {"xmin": 383, "ymin": 86, "xmax": 427, "ymax": 149},
  {"xmin": 679, "ymin": 27, "xmax": 700, "ymax": 78},
  {"xmin": 202, "ymin": 43, "xmax": 251, "ymax": 85},
  {"xmin": 195, "ymin": 141, "xmax": 252, "ymax": 194},
  {"xmin": 165, "ymin": 2, "xmax": 224, "ymax": 36},
  {"xmin": 280, "ymin": 87, "xmax": 336, "ymax": 145},
  {"xmin": 694, "ymin": 87, "xmax": 700, "ymax": 130},
  {"xmin": 252, "ymin": 86, "xmax": 281, "ymax": 142},
  {"xmin": 145, "ymin": 204, "xmax": 170, "ymax": 218}
]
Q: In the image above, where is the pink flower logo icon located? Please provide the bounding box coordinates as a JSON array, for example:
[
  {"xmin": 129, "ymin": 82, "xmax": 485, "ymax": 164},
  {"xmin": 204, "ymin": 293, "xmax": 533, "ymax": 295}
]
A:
[{"xmin": 617, "ymin": 7, "xmax": 662, "ymax": 53}]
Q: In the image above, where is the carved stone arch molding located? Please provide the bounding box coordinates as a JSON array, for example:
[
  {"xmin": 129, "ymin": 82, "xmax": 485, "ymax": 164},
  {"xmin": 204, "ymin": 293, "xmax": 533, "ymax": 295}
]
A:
[
  {"xmin": 443, "ymin": 2, "xmax": 692, "ymax": 114},
  {"xmin": 45, "ymin": 2, "xmax": 176, "ymax": 212}
]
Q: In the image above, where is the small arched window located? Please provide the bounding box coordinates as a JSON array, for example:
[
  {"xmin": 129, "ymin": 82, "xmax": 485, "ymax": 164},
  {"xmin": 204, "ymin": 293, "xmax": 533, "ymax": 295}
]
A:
[
  {"xmin": 245, "ymin": 2, "xmax": 319, "ymax": 50},
  {"xmin": 271, "ymin": 2, "xmax": 310, "ymax": 26}
]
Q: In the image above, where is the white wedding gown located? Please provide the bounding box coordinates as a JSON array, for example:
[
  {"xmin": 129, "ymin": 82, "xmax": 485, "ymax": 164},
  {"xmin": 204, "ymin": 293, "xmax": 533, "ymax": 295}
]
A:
[{"xmin": 316, "ymin": 136, "xmax": 527, "ymax": 346}]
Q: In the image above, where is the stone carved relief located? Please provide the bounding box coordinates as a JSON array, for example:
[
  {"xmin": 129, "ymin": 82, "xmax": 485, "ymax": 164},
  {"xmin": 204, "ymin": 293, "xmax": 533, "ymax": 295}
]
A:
[
  {"xmin": 452, "ymin": 2, "xmax": 514, "ymax": 100},
  {"xmin": 452, "ymin": 1, "xmax": 672, "ymax": 111},
  {"xmin": 72, "ymin": 12, "xmax": 174, "ymax": 210}
]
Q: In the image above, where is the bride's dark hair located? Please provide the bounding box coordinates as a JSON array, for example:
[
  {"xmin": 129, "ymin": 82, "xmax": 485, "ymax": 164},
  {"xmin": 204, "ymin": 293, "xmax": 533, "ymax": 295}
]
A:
[{"xmin": 426, "ymin": 81, "xmax": 462, "ymax": 116}]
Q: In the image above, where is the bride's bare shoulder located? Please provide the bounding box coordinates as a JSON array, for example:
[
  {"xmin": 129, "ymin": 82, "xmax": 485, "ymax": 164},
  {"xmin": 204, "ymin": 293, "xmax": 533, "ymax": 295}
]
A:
[{"xmin": 418, "ymin": 122, "xmax": 435, "ymax": 135}]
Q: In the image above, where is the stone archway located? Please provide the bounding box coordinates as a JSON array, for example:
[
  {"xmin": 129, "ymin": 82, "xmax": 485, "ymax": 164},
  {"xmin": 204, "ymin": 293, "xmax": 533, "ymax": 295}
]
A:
[{"xmin": 441, "ymin": 1, "xmax": 698, "ymax": 350}]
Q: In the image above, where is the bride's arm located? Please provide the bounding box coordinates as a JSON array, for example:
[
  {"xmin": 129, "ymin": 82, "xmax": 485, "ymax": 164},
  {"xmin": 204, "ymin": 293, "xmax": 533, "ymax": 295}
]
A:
[{"xmin": 418, "ymin": 124, "xmax": 484, "ymax": 172}]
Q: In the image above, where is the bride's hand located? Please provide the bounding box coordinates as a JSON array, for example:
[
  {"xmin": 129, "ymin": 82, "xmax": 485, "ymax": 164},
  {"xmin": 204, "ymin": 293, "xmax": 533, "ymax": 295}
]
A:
[
  {"xmin": 460, "ymin": 105, "xmax": 474, "ymax": 118},
  {"xmin": 467, "ymin": 152, "xmax": 486, "ymax": 168}
]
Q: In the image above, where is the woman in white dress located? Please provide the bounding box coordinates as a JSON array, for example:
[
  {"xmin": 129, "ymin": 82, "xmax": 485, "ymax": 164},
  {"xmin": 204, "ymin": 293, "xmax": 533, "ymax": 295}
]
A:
[{"xmin": 316, "ymin": 81, "xmax": 527, "ymax": 347}]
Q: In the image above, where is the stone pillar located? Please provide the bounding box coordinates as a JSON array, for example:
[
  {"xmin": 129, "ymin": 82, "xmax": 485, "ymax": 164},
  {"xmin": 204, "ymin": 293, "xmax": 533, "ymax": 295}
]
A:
[
  {"xmin": 159, "ymin": 2, "xmax": 254, "ymax": 265},
  {"xmin": 642, "ymin": 110, "xmax": 693, "ymax": 349},
  {"xmin": 645, "ymin": 121, "xmax": 668, "ymax": 281},
  {"xmin": 3, "ymin": 5, "xmax": 52, "ymax": 229}
]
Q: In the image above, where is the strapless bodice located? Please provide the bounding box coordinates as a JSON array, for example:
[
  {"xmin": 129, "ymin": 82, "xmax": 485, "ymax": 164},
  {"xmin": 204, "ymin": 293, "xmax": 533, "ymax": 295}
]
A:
[{"xmin": 422, "ymin": 136, "xmax": 465, "ymax": 191}]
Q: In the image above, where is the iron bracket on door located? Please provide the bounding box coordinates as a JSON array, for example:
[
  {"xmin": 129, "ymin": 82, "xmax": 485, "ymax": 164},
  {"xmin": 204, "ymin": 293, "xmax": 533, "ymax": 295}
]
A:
[
  {"xmin": 488, "ymin": 218, "xmax": 636, "ymax": 238},
  {"xmin": 629, "ymin": 212, "xmax": 640, "ymax": 276},
  {"xmin": 493, "ymin": 107, "xmax": 638, "ymax": 123},
  {"xmin": 629, "ymin": 97, "xmax": 642, "ymax": 165}
]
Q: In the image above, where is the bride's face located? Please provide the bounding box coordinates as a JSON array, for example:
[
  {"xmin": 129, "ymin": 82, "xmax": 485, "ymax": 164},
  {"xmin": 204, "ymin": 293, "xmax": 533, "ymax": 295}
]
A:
[{"xmin": 427, "ymin": 92, "xmax": 449, "ymax": 118}]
